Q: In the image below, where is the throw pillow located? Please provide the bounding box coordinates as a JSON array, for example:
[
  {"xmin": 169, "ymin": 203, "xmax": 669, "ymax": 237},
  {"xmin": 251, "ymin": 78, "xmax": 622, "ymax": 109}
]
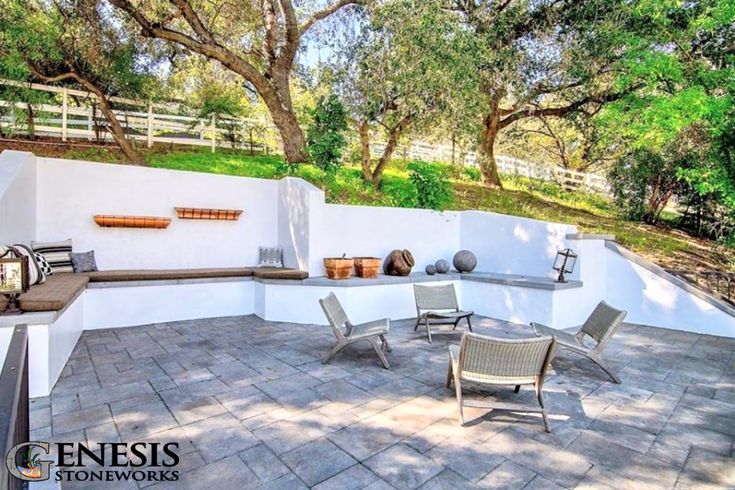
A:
[
  {"xmin": 258, "ymin": 246, "xmax": 283, "ymax": 268},
  {"xmin": 36, "ymin": 252, "xmax": 54, "ymax": 278},
  {"xmin": 70, "ymin": 250, "xmax": 98, "ymax": 273},
  {"xmin": 13, "ymin": 244, "xmax": 46, "ymax": 285},
  {"xmin": 32, "ymin": 239, "xmax": 73, "ymax": 273}
]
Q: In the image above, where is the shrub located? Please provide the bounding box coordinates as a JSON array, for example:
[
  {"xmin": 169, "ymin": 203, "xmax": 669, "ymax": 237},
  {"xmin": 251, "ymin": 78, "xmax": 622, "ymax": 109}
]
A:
[
  {"xmin": 461, "ymin": 166, "xmax": 481, "ymax": 182},
  {"xmin": 382, "ymin": 176, "xmax": 419, "ymax": 208},
  {"xmin": 407, "ymin": 161, "xmax": 454, "ymax": 210},
  {"xmin": 306, "ymin": 94, "xmax": 348, "ymax": 177}
]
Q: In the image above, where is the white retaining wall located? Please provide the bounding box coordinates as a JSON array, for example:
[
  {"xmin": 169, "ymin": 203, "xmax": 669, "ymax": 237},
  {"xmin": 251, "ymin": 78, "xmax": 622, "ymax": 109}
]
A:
[{"xmin": 0, "ymin": 150, "xmax": 733, "ymax": 339}]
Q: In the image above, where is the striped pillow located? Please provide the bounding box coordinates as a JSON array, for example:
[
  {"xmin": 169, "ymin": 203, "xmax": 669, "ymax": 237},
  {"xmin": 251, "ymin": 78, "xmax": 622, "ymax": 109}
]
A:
[
  {"xmin": 36, "ymin": 252, "xmax": 53, "ymax": 278},
  {"xmin": 31, "ymin": 239, "xmax": 73, "ymax": 274},
  {"xmin": 13, "ymin": 244, "xmax": 46, "ymax": 285}
]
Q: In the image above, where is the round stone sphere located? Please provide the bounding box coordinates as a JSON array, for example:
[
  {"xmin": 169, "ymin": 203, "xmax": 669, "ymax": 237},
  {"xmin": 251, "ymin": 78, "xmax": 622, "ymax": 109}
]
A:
[
  {"xmin": 425, "ymin": 264, "xmax": 437, "ymax": 275},
  {"xmin": 453, "ymin": 250, "xmax": 478, "ymax": 273},
  {"xmin": 434, "ymin": 259, "xmax": 450, "ymax": 274}
]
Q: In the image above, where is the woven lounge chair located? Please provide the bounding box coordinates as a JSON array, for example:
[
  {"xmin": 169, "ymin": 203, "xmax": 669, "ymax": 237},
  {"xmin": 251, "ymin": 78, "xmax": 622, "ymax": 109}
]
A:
[
  {"xmin": 531, "ymin": 301, "xmax": 627, "ymax": 384},
  {"xmin": 414, "ymin": 284, "xmax": 473, "ymax": 343},
  {"xmin": 319, "ymin": 292, "xmax": 391, "ymax": 369},
  {"xmin": 447, "ymin": 333, "xmax": 557, "ymax": 431}
]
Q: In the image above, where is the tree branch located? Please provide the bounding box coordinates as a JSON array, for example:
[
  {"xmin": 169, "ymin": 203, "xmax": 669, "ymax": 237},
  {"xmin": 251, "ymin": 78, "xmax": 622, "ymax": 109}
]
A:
[
  {"xmin": 300, "ymin": 0, "xmax": 365, "ymax": 36},
  {"xmin": 170, "ymin": 0, "xmax": 214, "ymax": 43}
]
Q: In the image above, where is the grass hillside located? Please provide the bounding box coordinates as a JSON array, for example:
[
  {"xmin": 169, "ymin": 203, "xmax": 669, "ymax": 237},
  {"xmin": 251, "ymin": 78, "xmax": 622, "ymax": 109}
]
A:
[{"xmin": 4, "ymin": 141, "xmax": 733, "ymax": 273}]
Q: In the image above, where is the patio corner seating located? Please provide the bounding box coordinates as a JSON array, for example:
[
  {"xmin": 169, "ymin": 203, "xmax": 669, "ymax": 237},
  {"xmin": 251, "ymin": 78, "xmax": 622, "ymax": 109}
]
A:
[
  {"xmin": 319, "ymin": 292, "xmax": 392, "ymax": 369},
  {"xmin": 447, "ymin": 333, "xmax": 557, "ymax": 431},
  {"xmin": 531, "ymin": 301, "xmax": 627, "ymax": 384},
  {"xmin": 413, "ymin": 284, "xmax": 473, "ymax": 343}
]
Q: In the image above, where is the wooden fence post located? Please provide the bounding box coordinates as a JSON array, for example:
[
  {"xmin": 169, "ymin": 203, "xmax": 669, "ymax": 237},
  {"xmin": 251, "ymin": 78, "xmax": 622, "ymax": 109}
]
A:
[
  {"xmin": 61, "ymin": 87, "xmax": 68, "ymax": 142},
  {"xmin": 210, "ymin": 114, "xmax": 216, "ymax": 153},
  {"xmin": 146, "ymin": 103, "xmax": 154, "ymax": 148}
]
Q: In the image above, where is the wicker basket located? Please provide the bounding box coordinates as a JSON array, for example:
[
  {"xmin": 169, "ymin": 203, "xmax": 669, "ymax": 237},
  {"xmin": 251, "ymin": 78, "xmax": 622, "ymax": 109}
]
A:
[
  {"xmin": 94, "ymin": 215, "xmax": 171, "ymax": 229},
  {"xmin": 174, "ymin": 207, "xmax": 243, "ymax": 220},
  {"xmin": 353, "ymin": 257, "xmax": 382, "ymax": 279},
  {"xmin": 324, "ymin": 257, "xmax": 354, "ymax": 280}
]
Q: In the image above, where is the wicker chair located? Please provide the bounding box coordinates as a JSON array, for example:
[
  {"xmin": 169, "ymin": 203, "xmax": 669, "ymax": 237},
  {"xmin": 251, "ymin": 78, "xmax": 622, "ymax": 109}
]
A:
[
  {"xmin": 414, "ymin": 284, "xmax": 473, "ymax": 343},
  {"xmin": 447, "ymin": 333, "xmax": 557, "ymax": 431},
  {"xmin": 319, "ymin": 292, "xmax": 391, "ymax": 369},
  {"xmin": 531, "ymin": 301, "xmax": 627, "ymax": 384}
]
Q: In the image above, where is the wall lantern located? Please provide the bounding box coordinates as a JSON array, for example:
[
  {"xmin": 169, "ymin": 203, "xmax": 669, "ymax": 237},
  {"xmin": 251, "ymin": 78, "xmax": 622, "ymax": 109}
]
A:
[
  {"xmin": 0, "ymin": 256, "xmax": 29, "ymax": 314},
  {"xmin": 553, "ymin": 248, "xmax": 577, "ymax": 283}
]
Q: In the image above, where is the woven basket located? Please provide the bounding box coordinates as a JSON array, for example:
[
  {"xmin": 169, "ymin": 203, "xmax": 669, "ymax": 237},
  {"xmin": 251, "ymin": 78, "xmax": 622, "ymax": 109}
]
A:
[
  {"xmin": 94, "ymin": 215, "xmax": 171, "ymax": 229},
  {"xmin": 353, "ymin": 257, "xmax": 382, "ymax": 279},
  {"xmin": 324, "ymin": 257, "xmax": 353, "ymax": 280}
]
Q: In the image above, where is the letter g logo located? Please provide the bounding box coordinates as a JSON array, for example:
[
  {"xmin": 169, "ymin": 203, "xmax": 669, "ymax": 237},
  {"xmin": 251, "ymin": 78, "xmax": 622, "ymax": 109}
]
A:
[{"xmin": 5, "ymin": 441, "xmax": 52, "ymax": 482}]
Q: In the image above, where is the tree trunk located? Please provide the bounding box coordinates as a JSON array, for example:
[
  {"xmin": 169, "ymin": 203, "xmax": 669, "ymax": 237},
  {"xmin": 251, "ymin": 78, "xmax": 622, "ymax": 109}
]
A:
[
  {"xmin": 94, "ymin": 94, "xmax": 146, "ymax": 165},
  {"xmin": 478, "ymin": 106, "xmax": 503, "ymax": 188},
  {"xmin": 359, "ymin": 120, "xmax": 373, "ymax": 182},
  {"xmin": 260, "ymin": 79, "xmax": 309, "ymax": 164},
  {"xmin": 370, "ymin": 116, "xmax": 410, "ymax": 190},
  {"xmin": 26, "ymin": 104, "xmax": 35, "ymax": 140}
]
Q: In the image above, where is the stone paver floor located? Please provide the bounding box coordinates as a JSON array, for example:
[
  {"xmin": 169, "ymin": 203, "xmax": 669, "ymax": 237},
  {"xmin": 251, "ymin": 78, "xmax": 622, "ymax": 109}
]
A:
[{"xmin": 30, "ymin": 315, "xmax": 735, "ymax": 489}]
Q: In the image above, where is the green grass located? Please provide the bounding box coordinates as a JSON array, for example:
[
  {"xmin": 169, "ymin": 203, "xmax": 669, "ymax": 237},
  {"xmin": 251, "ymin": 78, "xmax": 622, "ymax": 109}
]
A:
[{"xmin": 21, "ymin": 145, "xmax": 735, "ymax": 272}]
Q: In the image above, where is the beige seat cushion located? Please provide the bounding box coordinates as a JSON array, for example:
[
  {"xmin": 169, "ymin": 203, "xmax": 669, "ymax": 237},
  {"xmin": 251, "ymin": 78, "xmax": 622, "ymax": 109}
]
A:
[
  {"xmin": 17, "ymin": 273, "xmax": 89, "ymax": 312},
  {"xmin": 85, "ymin": 268, "xmax": 255, "ymax": 282},
  {"xmin": 252, "ymin": 267, "xmax": 309, "ymax": 280}
]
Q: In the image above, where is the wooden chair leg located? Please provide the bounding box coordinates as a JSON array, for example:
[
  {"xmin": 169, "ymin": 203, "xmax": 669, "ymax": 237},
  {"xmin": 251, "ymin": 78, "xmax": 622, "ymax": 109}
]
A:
[
  {"xmin": 414, "ymin": 316, "xmax": 421, "ymax": 331},
  {"xmin": 466, "ymin": 316, "xmax": 473, "ymax": 332},
  {"xmin": 452, "ymin": 318, "xmax": 460, "ymax": 330},
  {"xmin": 371, "ymin": 339, "xmax": 390, "ymax": 369},
  {"xmin": 446, "ymin": 358, "xmax": 453, "ymax": 388},
  {"xmin": 588, "ymin": 352, "xmax": 621, "ymax": 384},
  {"xmin": 514, "ymin": 385, "xmax": 521, "ymax": 393},
  {"xmin": 425, "ymin": 318, "xmax": 433, "ymax": 343},
  {"xmin": 322, "ymin": 342, "xmax": 344, "ymax": 364}
]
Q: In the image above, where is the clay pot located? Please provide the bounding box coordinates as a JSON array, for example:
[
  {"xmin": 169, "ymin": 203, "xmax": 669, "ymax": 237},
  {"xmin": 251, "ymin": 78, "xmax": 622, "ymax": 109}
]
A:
[
  {"xmin": 383, "ymin": 249, "xmax": 415, "ymax": 276},
  {"xmin": 324, "ymin": 257, "xmax": 353, "ymax": 280},
  {"xmin": 354, "ymin": 257, "xmax": 382, "ymax": 279}
]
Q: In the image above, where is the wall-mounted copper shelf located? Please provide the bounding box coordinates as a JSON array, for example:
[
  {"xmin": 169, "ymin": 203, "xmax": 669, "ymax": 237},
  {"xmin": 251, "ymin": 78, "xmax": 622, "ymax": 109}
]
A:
[
  {"xmin": 94, "ymin": 215, "xmax": 171, "ymax": 229},
  {"xmin": 174, "ymin": 207, "xmax": 243, "ymax": 221}
]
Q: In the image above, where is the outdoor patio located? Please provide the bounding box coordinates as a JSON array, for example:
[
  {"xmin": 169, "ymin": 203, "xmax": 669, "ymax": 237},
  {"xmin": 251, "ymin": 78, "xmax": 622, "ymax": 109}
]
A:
[{"xmin": 28, "ymin": 315, "xmax": 735, "ymax": 489}]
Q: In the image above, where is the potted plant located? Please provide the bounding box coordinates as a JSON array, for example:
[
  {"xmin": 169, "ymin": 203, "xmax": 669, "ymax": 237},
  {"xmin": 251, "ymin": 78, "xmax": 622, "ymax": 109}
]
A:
[
  {"xmin": 353, "ymin": 257, "xmax": 382, "ymax": 278},
  {"xmin": 323, "ymin": 254, "xmax": 353, "ymax": 279}
]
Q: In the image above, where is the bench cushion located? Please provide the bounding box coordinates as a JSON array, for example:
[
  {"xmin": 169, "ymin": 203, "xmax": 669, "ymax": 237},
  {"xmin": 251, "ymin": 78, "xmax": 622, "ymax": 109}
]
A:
[
  {"xmin": 85, "ymin": 268, "xmax": 256, "ymax": 282},
  {"xmin": 252, "ymin": 267, "xmax": 309, "ymax": 280},
  {"xmin": 17, "ymin": 273, "xmax": 89, "ymax": 312}
]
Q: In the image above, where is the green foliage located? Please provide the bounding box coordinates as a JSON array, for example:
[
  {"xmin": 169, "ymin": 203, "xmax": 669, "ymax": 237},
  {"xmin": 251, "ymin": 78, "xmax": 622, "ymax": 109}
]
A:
[
  {"xmin": 608, "ymin": 149, "xmax": 673, "ymax": 222},
  {"xmin": 306, "ymin": 94, "xmax": 348, "ymax": 176},
  {"xmin": 407, "ymin": 161, "xmax": 454, "ymax": 210}
]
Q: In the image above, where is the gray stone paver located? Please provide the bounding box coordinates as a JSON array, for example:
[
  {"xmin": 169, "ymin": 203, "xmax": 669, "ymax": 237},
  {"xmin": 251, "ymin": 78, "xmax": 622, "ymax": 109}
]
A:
[{"xmin": 40, "ymin": 314, "xmax": 735, "ymax": 489}]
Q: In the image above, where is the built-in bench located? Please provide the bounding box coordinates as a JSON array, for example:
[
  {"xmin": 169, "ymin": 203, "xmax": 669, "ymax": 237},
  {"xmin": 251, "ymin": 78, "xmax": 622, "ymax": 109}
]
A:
[{"xmin": 0, "ymin": 267, "xmax": 309, "ymax": 315}]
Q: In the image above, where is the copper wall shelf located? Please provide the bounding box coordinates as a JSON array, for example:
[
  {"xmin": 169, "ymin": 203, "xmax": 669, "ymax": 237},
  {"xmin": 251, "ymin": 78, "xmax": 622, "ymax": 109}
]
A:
[
  {"xmin": 94, "ymin": 215, "xmax": 171, "ymax": 229},
  {"xmin": 174, "ymin": 207, "xmax": 243, "ymax": 221}
]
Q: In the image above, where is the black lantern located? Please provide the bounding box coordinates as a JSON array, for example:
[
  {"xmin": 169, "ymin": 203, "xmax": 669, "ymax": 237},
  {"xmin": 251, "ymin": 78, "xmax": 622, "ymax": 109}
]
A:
[
  {"xmin": 0, "ymin": 256, "xmax": 29, "ymax": 314},
  {"xmin": 553, "ymin": 248, "xmax": 577, "ymax": 283}
]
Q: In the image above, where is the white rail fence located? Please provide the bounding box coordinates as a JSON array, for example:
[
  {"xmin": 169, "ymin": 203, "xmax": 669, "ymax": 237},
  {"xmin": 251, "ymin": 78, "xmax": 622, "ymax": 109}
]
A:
[
  {"xmin": 371, "ymin": 141, "xmax": 610, "ymax": 194},
  {"xmin": 0, "ymin": 79, "xmax": 275, "ymax": 153},
  {"xmin": 0, "ymin": 78, "xmax": 609, "ymax": 194}
]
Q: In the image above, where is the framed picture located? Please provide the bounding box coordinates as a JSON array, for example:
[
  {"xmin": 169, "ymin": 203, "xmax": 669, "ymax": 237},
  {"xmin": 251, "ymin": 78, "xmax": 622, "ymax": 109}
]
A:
[{"xmin": 0, "ymin": 257, "xmax": 29, "ymax": 294}]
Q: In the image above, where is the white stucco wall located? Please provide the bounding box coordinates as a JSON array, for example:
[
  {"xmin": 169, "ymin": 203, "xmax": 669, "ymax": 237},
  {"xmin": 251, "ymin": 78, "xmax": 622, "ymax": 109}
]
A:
[
  {"xmin": 604, "ymin": 246, "xmax": 735, "ymax": 336},
  {"xmin": 277, "ymin": 177, "xmax": 322, "ymax": 271},
  {"xmin": 35, "ymin": 157, "xmax": 280, "ymax": 269},
  {"xmin": 0, "ymin": 151, "xmax": 37, "ymax": 244},
  {"xmin": 460, "ymin": 211, "xmax": 575, "ymax": 277},
  {"xmin": 309, "ymin": 202, "xmax": 461, "ymax": 276}
]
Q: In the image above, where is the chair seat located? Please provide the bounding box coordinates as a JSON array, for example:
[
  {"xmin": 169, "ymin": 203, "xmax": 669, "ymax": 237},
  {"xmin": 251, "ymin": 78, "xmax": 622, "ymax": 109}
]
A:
[
  {"xmin": 422, "ymin": 310, "xmax": 474, "ymax": 320},
  {"xmin": 532, "ymin": 322, "xmax": 583, "ymax": 349},
  {"xmin": 349, "ymin": 318, "xmax": 389, "ymax": 339}
]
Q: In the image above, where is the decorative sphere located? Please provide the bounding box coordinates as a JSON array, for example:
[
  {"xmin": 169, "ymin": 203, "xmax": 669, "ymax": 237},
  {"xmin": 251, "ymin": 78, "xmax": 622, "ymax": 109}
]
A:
[
  {"xmin": 453, "ymin": 250, "xmax": 478, "ymax": 273},
  {"xmin": 435, "ymin": 259, "xmax": 450, "ymax": 274},
  {"xmin": 425, "ymin": 264, "xmax": 437, "ymax": 275}
]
